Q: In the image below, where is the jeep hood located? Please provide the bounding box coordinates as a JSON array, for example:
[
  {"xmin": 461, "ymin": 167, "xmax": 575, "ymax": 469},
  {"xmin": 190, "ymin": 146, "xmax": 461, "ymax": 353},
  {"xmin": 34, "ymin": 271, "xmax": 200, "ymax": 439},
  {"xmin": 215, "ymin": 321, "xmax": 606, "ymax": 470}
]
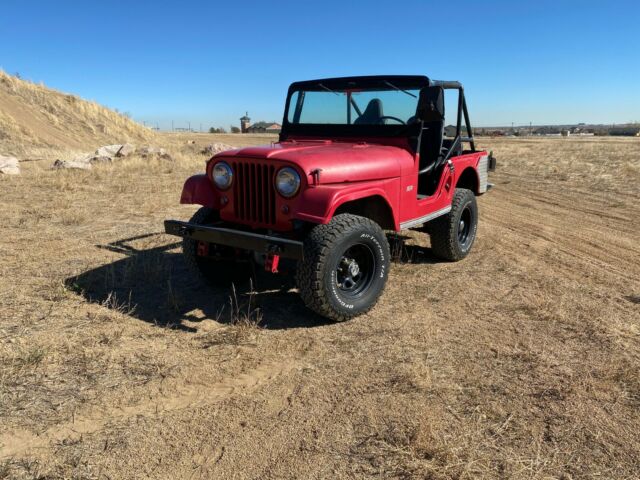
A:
[{"xmin": 217, "ymin": 141, "xmax": 411, "ymax": 184}]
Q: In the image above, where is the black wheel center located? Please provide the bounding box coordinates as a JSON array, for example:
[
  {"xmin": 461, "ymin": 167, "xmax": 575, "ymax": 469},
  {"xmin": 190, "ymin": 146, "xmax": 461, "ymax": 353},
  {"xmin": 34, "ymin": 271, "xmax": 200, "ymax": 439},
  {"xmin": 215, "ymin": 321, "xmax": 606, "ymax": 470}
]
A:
[
  {"xmin": 457, "ymin": 206, "xmax": 472, "ymax": 246},
  {"xmin": 336, "ymin": 243, "xmax": 375, "ymax": 297}
]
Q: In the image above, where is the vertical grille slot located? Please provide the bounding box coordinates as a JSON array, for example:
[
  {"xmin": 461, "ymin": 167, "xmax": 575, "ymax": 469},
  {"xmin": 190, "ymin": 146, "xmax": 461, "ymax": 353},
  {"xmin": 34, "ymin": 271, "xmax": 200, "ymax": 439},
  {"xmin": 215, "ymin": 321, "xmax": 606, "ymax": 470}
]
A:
[{"xmin": 231, "ymin": 160, "xmax": 276, "ymax": 225}]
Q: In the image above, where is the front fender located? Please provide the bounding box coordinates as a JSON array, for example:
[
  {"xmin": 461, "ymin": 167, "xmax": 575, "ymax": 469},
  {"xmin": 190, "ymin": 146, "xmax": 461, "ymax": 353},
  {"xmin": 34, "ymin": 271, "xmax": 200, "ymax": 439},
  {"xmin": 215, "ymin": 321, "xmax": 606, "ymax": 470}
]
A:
[
  {"xmin": 292, "ymin": 178, "xmax": 400, "ymax": 229},
  {"xmin": 180, "ymin": 174, "xmax": 219, "ymax": 208}
]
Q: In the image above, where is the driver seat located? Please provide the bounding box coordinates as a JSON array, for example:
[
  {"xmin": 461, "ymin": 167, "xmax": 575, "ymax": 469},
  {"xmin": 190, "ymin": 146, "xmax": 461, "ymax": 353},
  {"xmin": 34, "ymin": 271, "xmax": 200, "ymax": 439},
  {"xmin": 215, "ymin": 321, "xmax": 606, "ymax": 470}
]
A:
[{"xmin": 354, "ymin": 99, "xmax": 384, "ymax": 125}]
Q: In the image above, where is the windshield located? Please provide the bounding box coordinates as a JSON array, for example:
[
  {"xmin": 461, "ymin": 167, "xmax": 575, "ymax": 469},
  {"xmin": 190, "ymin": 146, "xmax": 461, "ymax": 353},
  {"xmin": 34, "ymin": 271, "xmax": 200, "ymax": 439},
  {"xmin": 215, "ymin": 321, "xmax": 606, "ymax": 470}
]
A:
[{"xmin": 287, "ymin": 85, "xmax": 420, "ymax": 126}]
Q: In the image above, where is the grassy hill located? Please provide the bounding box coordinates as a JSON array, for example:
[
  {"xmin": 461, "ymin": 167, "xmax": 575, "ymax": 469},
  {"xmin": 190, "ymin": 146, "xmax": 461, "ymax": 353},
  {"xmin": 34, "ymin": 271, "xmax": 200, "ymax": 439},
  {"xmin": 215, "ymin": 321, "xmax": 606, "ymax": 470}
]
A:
[{"xmin": 0, "ymin": 71, "xmax": 155, "ymax": 158}]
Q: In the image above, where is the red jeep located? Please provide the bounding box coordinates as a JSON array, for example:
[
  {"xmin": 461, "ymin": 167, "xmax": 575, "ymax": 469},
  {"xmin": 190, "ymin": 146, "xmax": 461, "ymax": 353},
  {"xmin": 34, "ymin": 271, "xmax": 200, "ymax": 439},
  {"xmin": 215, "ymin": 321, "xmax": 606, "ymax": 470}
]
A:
[{"xmin": 165, "ymin": 75, "xmax": 495, "ymax": 321}]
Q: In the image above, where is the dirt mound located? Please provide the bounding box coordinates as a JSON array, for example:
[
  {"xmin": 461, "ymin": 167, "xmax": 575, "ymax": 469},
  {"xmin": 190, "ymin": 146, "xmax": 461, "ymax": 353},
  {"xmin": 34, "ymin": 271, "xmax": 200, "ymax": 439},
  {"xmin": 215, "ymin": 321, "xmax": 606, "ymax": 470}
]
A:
[{"xmin": 0, "ymin": 71, "xmax": 155, "ymax": 157}]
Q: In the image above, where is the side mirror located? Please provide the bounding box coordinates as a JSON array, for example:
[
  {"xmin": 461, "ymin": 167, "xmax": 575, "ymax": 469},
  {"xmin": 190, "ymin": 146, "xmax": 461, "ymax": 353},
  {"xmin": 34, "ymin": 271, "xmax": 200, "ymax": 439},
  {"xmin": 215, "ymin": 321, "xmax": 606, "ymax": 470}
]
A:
[{"xmin": 416, "ymin": 86, "xmax": 444, "ymax": 121}]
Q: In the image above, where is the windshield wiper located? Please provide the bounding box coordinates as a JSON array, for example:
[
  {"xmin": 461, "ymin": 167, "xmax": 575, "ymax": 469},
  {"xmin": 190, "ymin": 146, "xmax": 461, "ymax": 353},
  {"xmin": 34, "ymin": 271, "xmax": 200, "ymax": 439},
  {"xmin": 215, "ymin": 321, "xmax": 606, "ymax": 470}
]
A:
[
  {"xmin": 317, "ymin": 83, "xmax": 340, "ymax": 96},
  {"xmin": 383, "ymin": 81, "xmax": 417, "ymax": 98}
]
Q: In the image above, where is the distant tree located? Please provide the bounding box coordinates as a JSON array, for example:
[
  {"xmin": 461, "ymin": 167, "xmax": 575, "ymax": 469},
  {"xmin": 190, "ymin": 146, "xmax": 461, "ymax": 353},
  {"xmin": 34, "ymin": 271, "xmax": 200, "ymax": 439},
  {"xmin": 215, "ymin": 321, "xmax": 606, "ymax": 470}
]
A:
[
  {"xmin": 209, "ymin": 127, "xmax": 227, "ymax": 134},
  {"xmin": 14, "ymin": 72, "xmax": 21, "ymax": 79},
  {"xmin": 230, "ymin": 126, "xmax": 241, "ymax": 134}
]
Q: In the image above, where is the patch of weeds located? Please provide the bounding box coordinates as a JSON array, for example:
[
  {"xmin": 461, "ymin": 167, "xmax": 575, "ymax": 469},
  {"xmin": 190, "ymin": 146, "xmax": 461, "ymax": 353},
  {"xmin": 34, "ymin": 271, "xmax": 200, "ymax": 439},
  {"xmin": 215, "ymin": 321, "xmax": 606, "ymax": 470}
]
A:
[{"xmin": 10, "ymin": 345, "xmax": 48, "ymax": 368}]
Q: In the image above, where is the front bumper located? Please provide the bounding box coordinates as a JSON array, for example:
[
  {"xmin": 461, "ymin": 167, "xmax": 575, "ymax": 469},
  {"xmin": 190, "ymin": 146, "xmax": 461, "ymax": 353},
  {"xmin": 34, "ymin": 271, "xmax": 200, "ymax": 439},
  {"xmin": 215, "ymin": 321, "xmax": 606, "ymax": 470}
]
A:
[{"xmin": 164, "ymin": 220, "xmax": 304, "ymax": 260}]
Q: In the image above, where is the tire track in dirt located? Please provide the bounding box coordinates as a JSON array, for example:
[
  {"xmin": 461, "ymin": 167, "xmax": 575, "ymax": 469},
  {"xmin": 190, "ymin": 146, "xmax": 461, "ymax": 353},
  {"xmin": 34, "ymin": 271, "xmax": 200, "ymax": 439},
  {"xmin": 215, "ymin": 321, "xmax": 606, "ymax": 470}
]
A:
[
  {"xmin": 484, "ymin": 188, "xmax": 640, "ymax": 286},
  {"xmin": 0, "ymin": 359, "xmax": 300, "ymax": 460}
]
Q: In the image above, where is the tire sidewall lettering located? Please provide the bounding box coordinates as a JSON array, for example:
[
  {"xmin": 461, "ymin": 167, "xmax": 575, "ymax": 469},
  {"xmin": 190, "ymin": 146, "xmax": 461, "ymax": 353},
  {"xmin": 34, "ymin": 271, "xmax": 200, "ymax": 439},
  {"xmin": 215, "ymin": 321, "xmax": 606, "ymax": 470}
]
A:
[{"xmin": 325, "ymin": 228, "xmax": 389, "ymax": 312}]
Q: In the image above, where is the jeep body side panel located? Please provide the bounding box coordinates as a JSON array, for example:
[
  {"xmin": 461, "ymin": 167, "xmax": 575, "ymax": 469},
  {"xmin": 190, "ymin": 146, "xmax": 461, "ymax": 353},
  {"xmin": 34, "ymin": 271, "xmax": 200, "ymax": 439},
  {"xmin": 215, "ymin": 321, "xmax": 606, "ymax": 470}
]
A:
[{"xmin": 397, "ymin": 151, "xmax": 486, "ymax": 227}]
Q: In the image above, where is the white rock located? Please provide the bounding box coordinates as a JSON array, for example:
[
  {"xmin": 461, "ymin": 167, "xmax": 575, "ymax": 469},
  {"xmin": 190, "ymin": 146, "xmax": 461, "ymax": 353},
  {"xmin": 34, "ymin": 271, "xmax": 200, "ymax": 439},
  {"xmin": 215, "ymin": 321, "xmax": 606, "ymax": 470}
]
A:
[
  {"xmin": 95, "ymin": 144, "xmax": 124, "ymax": 157},
  {"xmin": 201, "ymin": 143, "xmax": 233, "ymax": 155},
  {"xmin": 137, "ymin": 146, "xmax": 165, "ymax": 156},
  {"xmin": 0, "ymin": 155, "xmax": 20, "ymax": 175},
  {"xmin": 137, "ymin": 146, "xmax": 172, "ymax": 160},
  {"xmin": 116, "ymin": 143, "xmax": 135, "ymax": 157}
]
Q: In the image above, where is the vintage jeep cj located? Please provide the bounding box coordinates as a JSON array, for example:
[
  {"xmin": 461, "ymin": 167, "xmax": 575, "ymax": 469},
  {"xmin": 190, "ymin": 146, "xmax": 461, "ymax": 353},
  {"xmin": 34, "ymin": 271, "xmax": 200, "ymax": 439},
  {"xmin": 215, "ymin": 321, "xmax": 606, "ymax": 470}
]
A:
[{"xmin": 165, "ymin": 75, "xmax": 495, "ymax": 321}]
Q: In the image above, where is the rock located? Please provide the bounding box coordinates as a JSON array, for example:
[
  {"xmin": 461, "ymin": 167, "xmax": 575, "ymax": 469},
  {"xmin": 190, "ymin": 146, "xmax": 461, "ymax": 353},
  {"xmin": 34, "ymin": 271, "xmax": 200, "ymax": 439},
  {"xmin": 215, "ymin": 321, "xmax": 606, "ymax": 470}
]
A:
[
  {"xmin": 137, "ymin": 146, "xmax": 172, "ymax": 160},
  {"xmin": 52, "ymin": 159, "xmax": 93, "ymax": 170},
  {"xmin": 116, "ymin": 143, "xmax": 135, "ymax": 157},
  {"xmin": 0, "ymin": 155, "xmax": 20, "ymax": 175},
  {"xmin": 201, "ymin": 143, "xmax": 233, "ymax": 155},
  {"xmin": 88, "ymin": 155, "xmax": 112, "ymax": 164},
  {"xmin": 137, "ymin": 146, "xmax": 165, "ymax": 156},
  {"xmin": 95, "ymin": 144, "xmax": 124, "ymax": 157}
]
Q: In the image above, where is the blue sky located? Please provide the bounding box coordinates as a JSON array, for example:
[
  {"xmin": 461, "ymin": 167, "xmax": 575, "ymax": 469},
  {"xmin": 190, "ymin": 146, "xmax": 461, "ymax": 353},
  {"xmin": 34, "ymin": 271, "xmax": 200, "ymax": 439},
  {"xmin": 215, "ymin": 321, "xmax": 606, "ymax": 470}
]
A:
[{"xmin": 1, "ymin": 0, "xmax": 638, "ymax": 129}]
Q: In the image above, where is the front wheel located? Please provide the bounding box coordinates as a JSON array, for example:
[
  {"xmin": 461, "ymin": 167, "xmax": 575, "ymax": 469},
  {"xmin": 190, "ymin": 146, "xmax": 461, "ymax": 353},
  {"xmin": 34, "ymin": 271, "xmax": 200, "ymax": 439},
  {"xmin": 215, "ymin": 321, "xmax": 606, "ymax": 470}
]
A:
[
  {"xmin": 296, "ymin": 214, "xmax": 390, "ymax": 322},
  {"xmin": 182, "ymin": 207, "xmax": 251, "ymax": 286},
  {"xmin": 429, "ymin": 188, "xmax": 478, "ymax": 261}
]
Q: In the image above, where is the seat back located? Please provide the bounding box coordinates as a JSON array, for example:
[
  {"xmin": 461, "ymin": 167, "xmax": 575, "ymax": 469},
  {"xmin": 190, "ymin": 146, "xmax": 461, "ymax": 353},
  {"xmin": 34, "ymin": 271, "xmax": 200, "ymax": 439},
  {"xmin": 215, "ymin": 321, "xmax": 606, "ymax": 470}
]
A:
[
  {"xmin": 419, "ymin": 120, "xmax": 444, "ymax": 172},
  {"xmin": 354, "ymin": 99, "xmax": 384, "ymax": 125}
]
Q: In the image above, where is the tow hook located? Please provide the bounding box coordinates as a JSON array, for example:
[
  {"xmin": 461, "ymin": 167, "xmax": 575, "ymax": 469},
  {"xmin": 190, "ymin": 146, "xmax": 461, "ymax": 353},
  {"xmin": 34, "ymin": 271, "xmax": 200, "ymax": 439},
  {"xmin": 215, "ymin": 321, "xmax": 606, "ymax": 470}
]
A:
[
  {"xmin": 265, "ymin": 253, "xmax": 280, "ymax": 273},
  {"xmin": 265, "ymin": 244, "xmax": 282, "ymax": 273}
]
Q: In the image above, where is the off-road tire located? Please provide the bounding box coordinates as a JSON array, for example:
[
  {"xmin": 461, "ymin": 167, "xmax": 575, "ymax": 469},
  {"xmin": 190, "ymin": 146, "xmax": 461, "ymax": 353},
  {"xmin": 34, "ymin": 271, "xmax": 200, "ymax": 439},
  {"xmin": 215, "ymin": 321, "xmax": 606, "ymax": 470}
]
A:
[
  {"xmin": 296, "ymin": 214, "xmax": 390, "ymax": 322},
  {"xmin": 182, "ymin": 207, "xmax": 250, "ymax": 286},
  {"xmin": 429, "ymin": 188, "xmax": 478, "ymax": 261}
]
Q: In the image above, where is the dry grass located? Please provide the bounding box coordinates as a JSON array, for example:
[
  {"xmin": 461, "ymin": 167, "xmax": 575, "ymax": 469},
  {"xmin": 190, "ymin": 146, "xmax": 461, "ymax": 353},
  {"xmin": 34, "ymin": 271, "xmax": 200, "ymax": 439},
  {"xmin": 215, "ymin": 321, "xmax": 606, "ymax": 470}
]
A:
[{"xmin": 0, "ymin": 133, "xmax": 639, "ymax": 479}]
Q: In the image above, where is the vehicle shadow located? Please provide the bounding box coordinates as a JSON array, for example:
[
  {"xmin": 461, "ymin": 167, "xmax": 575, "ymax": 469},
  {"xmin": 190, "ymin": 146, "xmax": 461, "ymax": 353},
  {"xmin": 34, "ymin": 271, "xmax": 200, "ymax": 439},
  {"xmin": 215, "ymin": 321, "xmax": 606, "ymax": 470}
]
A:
[
  {"xmin": 387, "ymin": 233, "xmax": 443, "ymax": 265},
  {"xmin": 66, "ymin": 233, "xmax": 331, "ymax": 331}
]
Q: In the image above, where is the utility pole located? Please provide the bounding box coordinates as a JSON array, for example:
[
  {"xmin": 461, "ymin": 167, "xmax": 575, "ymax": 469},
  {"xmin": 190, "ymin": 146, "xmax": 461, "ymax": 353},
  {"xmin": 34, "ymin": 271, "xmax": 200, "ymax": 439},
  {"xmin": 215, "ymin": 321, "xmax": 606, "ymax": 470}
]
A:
[
  {"xmin": 188, "ymin": 121, "xmax": 191, "ymax": 132},
  {"xmin": 171, "ymin": 120, "xmax": 174, "ymax": 132}
]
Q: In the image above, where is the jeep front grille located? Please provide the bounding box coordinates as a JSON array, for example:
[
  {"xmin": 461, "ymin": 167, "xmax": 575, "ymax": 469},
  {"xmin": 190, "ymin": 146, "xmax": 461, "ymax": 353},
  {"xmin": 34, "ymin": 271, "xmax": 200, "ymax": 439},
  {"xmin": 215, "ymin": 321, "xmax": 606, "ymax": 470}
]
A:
[{"xmin": 231, "ymin": 161, "xmax": 277, "ymax": 225}]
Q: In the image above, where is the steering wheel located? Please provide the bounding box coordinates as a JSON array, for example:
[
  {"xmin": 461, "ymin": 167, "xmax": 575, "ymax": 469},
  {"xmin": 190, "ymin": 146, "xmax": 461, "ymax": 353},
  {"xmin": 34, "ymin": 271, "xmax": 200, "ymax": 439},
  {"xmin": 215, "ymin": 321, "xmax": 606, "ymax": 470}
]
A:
[{"xmin": 379, "ymin": 116, "xmax": 406, "ymax": 125}]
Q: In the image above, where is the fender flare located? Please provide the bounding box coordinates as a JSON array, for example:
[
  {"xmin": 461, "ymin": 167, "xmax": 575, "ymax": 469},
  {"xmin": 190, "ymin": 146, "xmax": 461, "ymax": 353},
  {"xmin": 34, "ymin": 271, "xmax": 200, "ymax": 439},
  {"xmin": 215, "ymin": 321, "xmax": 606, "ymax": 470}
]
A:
[
  {"xmin": 293, "ymin": 180, "xmax": 399, "ymax": 230},
  {"xmin": 180, "ymin": 174, "xmax": 220, "ymax": 208}
]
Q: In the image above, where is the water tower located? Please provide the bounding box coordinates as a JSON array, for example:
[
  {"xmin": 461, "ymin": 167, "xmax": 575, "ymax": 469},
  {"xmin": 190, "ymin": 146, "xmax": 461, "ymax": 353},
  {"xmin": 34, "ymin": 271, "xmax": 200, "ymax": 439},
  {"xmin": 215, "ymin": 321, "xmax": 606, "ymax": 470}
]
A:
[{"xmin": 240, "ymin": 112, "xmax": 251, "ymax": 133}]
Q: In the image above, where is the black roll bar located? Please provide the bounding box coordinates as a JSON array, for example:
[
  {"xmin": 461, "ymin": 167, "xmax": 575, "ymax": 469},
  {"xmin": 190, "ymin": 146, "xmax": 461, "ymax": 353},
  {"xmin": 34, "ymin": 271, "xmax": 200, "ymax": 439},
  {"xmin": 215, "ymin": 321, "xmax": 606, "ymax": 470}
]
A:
[{"xmin": 417, "ymin": 80, "xmax": 476, "ymax": 176}]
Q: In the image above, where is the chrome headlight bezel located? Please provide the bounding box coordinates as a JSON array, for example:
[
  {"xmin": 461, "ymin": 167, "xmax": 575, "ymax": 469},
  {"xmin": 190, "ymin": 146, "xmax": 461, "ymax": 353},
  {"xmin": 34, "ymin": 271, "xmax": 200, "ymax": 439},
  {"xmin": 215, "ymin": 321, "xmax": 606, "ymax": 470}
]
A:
[
  {"xmin": 275, "ymin": 167, "xmax": 301, "ymax": 198},
  {"xmin": 212, "ymin": 161, "xmax": 233, "ymax": 190}
]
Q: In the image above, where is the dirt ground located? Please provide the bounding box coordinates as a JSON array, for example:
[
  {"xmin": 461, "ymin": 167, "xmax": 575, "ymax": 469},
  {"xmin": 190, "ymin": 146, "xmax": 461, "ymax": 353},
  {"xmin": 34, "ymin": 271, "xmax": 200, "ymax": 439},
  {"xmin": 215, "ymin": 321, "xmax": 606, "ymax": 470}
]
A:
[{"xmin": 1, "ymin": 135, "xmax": 639, "ymax": 479}]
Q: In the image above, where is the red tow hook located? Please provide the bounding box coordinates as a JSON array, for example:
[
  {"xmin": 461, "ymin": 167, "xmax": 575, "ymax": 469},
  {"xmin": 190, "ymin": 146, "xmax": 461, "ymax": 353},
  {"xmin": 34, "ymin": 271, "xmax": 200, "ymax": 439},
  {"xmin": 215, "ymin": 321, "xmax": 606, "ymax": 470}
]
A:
[{"xmin": 265, "ymin": 253, "xmax": 280, "ymax": 273}]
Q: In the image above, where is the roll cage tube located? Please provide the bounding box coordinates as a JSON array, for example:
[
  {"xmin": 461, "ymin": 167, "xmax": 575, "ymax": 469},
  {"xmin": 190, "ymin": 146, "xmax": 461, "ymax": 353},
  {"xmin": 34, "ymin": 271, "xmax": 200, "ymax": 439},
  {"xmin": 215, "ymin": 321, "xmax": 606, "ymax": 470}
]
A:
[{"xmin": 417, "ymin": 81, "xmax": 476, "ymax": 176}]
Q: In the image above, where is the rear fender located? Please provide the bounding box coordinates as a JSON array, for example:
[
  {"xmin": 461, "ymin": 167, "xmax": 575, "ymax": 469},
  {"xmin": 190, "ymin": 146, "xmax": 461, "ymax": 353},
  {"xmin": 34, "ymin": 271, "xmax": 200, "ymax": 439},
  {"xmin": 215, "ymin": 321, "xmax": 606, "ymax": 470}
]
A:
[
  {"xmin": 180, "ymin": 174, "xmax": 220, "ymax": 208},
  {"xmin": 292, "ymin": 179, "xmax": 400, "ymax": 230}
]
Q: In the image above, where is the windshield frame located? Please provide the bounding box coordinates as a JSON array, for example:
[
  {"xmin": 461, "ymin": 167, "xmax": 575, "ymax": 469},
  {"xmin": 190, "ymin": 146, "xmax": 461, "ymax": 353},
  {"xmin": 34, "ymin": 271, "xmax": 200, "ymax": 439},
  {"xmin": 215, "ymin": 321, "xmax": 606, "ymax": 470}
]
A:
[{"xmin": 280, "ymin": 75, "xmax": 430, "ymax": 140}]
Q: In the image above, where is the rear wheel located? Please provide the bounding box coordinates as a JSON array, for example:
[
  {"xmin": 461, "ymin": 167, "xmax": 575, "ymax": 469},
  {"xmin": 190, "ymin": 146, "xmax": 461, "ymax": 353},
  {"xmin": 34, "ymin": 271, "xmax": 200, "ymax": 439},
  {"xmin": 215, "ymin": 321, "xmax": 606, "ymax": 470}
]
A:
[
  {"xmin": 429, "ymin": 188, "xmax": 478, "ymax": 261},
  {"xmin": 296, "ymin": 214, "xmax": 390, "ymax": 322},
  {"xmin": 182, "ymin": 207, "xmax": 251, "ymax": 286}
]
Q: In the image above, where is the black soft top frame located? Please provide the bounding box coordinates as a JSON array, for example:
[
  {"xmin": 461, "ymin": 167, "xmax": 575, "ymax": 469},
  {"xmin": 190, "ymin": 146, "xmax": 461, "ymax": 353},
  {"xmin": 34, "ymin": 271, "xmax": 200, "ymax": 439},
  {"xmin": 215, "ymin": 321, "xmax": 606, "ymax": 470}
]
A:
[{"xmin": 280, "ymin": 75, "xmax": 475, "ymax": 153}]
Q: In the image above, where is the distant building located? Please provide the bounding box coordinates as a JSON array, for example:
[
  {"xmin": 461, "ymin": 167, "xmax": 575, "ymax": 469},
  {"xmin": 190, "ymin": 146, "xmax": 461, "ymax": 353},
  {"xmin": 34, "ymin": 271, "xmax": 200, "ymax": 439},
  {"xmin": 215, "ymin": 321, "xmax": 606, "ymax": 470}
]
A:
[
  {"xmin": 240, "ymin": 112, "xmax": 251, "ymax": 133},
  {"xmin": 246, "ymin": 121, "xmax": 282, "ymax": 134}
]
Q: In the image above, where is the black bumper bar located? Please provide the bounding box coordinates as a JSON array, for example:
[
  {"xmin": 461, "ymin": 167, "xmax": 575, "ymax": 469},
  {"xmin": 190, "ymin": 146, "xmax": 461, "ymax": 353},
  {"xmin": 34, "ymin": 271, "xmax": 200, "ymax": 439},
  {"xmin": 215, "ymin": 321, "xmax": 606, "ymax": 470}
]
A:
[{"xmin": 164, "ymin": 220, "xmax": 304, "ymax": 260}]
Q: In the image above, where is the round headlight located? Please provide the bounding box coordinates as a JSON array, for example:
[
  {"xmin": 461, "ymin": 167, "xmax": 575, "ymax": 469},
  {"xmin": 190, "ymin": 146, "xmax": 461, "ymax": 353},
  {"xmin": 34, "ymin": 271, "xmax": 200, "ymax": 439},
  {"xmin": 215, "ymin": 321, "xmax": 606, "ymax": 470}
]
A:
[
  {"xmin": 275, "ymin": 167, "xmax": 301, "ymax": 198},
  {"xmin": 212, "ymin": 161, "xmax": 233, "ymax": 190}
]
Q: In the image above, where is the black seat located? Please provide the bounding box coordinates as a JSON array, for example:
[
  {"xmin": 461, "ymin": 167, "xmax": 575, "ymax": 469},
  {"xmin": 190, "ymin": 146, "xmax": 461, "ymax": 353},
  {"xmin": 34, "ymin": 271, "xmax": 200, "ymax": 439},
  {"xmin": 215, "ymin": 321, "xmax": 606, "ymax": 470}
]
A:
[
  {"xmin": 354, "ymin": 99, "xmax": 384, "ymax": 125},
  {"xmin": 420, "ymin": 120, "xmax": 444, "ymax": 173}
]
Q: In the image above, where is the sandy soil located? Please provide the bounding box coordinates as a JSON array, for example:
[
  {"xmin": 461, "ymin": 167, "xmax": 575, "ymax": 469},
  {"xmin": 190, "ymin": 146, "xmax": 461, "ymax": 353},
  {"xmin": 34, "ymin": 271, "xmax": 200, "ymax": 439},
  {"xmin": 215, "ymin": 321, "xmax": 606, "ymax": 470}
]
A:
[{"xmin": 0, "ymin": 135, "xmax": 639, "ymax": 479}]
